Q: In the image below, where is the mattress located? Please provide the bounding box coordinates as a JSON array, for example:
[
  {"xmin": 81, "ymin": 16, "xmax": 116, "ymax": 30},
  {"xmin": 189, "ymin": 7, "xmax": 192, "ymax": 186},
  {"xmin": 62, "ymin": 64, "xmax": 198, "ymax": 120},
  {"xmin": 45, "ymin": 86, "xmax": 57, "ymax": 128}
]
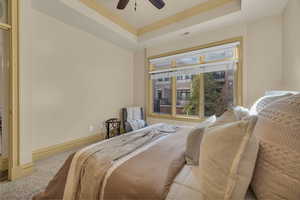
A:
[{"xmin": 166, "ymin": 165, "xmax": 257, "ymax": 200}]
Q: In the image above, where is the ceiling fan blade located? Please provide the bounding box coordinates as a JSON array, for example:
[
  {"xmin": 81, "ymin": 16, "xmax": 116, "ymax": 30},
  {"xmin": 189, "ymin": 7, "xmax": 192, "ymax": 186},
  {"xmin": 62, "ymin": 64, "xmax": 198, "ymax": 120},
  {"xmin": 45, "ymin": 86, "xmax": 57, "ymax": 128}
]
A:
[
  {"xmin": 148, "ymin": 0, "xmax": 165, "ymax": 9},
  {"xmin": 117, "ymin": 0, "xmax": 130, "ymax": 9}
]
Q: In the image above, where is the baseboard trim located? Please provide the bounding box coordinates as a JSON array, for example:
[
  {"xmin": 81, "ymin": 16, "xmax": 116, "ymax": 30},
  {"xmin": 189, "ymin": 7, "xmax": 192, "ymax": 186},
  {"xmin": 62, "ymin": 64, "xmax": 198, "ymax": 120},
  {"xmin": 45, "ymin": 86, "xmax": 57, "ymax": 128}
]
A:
[
  {"xmin": 0, "ymin": 156, "xmax": 8, "ymax": 171},
  {"xmin": 9, "ymin": 162, "xmax": 34, "ymax": 180},
  {"xmin": 32, "ymin": 134, "xmax": 103, "ymax": 162}
]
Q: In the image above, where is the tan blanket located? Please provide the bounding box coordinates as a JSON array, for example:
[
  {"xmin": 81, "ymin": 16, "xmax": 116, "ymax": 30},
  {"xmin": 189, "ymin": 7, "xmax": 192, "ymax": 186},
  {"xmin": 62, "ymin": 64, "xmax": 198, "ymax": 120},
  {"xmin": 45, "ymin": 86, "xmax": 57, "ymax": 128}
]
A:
[
  {"xmin": 64, "ymin": 128, "xmax": 169, "ymax": 200},
  {"xmin": 103, "ymin": 128, "xmax": 189, "ymax": 200},
  {"xmin": 33, "ymin": 153, "xmax": 76, "ymax": 200},
  {"xmin": 33, "ymin": 124, "xmax": 191, "ymax": 200}
]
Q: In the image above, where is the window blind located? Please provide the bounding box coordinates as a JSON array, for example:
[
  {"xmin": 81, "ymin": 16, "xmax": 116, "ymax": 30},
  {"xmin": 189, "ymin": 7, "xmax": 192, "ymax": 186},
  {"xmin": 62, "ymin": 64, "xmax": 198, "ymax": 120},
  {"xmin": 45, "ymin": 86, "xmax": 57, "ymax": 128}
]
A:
[
  {"xmin": 149, "ymin": 42, "xmax": 240, "ymax": 65},
  {"xmin": 150, "ymin": 60, "xmax": 237, "ymax": 80},
  {"xmin": 149, "ymin": 42, "xmax": 239, "ymax": 80}
]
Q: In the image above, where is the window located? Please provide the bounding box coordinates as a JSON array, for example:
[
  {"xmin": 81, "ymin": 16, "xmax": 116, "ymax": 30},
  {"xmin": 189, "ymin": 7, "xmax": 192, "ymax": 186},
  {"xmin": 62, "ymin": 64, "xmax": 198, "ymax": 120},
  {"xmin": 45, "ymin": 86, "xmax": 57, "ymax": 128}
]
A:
[
  {"xmin": 148, "ymin": 38, "xmax": 242, "ymax": 121},
  {"xmin": 152, "ymin": 78, "xmax": 172, "ymax": 114},
  {"xmin": 0, "ymin": 0, "xmax": 20, "ymax": 180},
  {"xmin": 176, "ymin": 75, "xmax": 198, "ymax": 116},
  {"xmin": 0, "ymin": 0, "xmax": 8, "ymax": 24},
  {"xmin": 204, "ymin": 70, "xmax": 234, "ymax": 117}
]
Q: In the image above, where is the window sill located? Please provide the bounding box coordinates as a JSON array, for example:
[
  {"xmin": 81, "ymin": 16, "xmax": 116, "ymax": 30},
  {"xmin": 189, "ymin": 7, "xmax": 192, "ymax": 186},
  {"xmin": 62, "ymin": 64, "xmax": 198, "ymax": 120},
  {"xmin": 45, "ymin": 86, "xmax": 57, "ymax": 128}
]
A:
[{"xmin": 148, "ymin": 113, "xmax": 205, "ymax": 123}]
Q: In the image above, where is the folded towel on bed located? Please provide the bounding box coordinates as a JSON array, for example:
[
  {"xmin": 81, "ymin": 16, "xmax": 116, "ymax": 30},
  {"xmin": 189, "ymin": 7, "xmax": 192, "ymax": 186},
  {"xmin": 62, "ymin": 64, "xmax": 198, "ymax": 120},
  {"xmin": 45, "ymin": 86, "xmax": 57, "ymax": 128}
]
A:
[{"xmin": 157, "ymin": 124, "xmax": 177, "ymax": 133}]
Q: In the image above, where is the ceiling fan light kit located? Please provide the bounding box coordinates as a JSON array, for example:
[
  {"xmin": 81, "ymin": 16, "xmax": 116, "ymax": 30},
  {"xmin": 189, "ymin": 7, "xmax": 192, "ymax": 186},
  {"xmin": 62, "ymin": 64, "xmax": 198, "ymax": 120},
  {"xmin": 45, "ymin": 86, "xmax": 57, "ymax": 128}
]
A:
[{"xmin": 117, "ymin": 0, "xmax": 165, "ymax": 10}]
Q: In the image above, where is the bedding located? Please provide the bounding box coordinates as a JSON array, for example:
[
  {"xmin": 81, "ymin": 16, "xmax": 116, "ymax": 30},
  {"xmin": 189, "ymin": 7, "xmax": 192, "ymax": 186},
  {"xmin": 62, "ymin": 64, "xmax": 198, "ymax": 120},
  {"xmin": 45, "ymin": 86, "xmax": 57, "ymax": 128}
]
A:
[
  {"xmin": 196, "ymin": 116, "xmax": 259, "ymax": 200},
  {"xmin": 33, "ymin": 124, "xmax": 192, "ymax": 200},
  {"xmin": 166, "ymin": 165, "xmax": 257, "ymax": 200},
  {"xmin": 249, "ymin": 93, "xmax": 293, "ymax": 115},
  {"xmin": 210, "ymin": 109, "xmax": 237, "ymax": 127},
  {"xmin": 185, "ymin": 115, "xmax": 216, "ymax": 166},
  {"xmin": 233, "ymin": 106, "xmax": 250, "ymax": 120},
  {"xmin": 251, "ymin": 93, "xmax": 300, "ymax": 199},
  {"xmin": 103, "ymin": 127, "xmax": 189, "ymax": 199}
]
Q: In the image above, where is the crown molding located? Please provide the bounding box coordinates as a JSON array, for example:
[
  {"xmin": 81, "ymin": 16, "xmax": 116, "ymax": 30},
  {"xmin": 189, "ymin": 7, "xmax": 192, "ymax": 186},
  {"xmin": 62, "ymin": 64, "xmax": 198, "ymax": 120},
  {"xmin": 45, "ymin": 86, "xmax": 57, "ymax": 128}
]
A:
[
  {"xmin": 80, "ymin": 0, "xmax": 138, "ymax": 35},
  {"xmin": 137, "ymin": 0, "xmax": 236, "ymax": 35},
  {"xmin": 80, "ymin": 0, "xmax": 236, "ymax": 36}
]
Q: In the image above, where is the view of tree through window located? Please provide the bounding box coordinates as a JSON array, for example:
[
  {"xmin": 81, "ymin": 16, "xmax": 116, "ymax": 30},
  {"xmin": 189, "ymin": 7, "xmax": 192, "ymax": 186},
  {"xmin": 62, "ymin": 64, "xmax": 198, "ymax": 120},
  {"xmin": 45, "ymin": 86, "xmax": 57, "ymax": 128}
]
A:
[
  {"xmin": 176, "ymin": 75, "xmax": 199, "ymax": 116},
  {"xmin": 149, "ymin": 40, "xmax": 241, "ymax": 120},
  {"xmin": 204, "ymin": 70, "xmax": 234, "ymax": 117}
]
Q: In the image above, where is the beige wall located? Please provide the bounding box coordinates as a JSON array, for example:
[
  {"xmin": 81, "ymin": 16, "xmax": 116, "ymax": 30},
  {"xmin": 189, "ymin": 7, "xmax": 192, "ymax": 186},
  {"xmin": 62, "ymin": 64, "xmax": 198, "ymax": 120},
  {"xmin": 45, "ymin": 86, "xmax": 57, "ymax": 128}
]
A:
[
  {"xmin": 19, "ymin": 1, "xmax": 134, "ymax": 164},
  {"xmin": 283, "ymin": 0, "xmax": 300, "ymax": 91},
  {"xmin": 134, "ymin": 15, "xmax": 284, "ymax": 125},
  {"xmin": 133, "ymin": 49, "xmax": 146, "ymax": 108},
  {"xmin": 246, "ymin": 15, "xmax": 283, "ymax": 105}
]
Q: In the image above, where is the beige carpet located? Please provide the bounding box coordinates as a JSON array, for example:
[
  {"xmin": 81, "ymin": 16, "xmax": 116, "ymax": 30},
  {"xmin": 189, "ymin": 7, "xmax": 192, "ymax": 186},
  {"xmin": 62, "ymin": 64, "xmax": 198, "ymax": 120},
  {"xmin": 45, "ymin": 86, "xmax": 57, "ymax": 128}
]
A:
[{"xmin": 0, "ymin": 147, "xmax": 84, "ymax": 200}]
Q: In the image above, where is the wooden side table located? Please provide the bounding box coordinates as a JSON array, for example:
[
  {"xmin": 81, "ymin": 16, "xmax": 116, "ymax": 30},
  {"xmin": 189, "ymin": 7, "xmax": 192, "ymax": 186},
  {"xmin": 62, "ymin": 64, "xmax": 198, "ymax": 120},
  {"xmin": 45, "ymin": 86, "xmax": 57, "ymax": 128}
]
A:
[{"xmin": 105, "ymin": 118, "xmax": 121, "ymax": 139}]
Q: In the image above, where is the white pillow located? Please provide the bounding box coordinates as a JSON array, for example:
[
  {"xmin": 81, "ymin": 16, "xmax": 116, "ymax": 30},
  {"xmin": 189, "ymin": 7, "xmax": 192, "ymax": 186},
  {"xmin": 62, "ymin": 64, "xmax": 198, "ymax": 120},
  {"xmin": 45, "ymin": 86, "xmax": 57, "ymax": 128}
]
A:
[
  {"xmin": 250, "ymin": 93, "xmax": 293, "ymax": 115},
  {"xmin": 265, "ymin": 90, "xmax": 298, "ymax": 96},
  {"xmin": 233, "ymin": 106, "xmax": 250, "ymax": 120},
  {"xmin": 197, "ymin": 115, "xmax": 216, "ymax": 128}
]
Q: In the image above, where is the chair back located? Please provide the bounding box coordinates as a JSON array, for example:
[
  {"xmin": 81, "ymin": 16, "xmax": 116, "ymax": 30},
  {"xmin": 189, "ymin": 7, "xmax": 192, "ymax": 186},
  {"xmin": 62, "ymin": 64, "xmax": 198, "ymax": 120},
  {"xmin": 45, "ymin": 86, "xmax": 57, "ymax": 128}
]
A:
[{"xmin": 122, "ymin": 107, "xmax": 145, "ymax": 132}]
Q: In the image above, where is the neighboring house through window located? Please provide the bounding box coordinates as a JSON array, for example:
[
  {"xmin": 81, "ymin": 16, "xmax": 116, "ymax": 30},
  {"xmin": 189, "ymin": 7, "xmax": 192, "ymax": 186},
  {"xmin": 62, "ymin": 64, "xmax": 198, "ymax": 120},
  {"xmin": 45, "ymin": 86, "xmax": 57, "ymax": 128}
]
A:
[{"xmin": 148, "ymin": 38, "xmax": 243, "ymax": 121}]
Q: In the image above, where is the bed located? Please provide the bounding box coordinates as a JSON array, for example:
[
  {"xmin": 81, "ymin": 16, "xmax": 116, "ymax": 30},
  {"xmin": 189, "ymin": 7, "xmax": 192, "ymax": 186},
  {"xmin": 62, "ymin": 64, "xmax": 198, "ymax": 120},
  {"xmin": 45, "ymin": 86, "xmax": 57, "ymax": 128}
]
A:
[{"xmin": 33, "ymin": 123, "xmax": 257, "ymax": 200}]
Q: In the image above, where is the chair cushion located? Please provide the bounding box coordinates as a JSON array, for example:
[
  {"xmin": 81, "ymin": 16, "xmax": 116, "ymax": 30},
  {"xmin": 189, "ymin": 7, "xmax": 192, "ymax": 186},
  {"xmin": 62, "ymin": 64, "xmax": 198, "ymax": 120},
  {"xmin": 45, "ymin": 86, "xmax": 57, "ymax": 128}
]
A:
[
  {"xmin": 122, "ymin": 107, "xmax": 146, "ymax": 132},
  {"xmin": 251, "ymin": 93, "xmax": 300, "ymax": 200}
]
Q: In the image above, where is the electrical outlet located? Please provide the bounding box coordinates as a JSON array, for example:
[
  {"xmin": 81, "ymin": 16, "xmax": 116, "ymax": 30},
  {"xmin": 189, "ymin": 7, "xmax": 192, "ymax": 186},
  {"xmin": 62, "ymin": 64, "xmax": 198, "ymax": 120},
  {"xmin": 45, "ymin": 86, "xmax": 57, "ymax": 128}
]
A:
[{"xmin": 89, "ymin": 125, "xmax": 94, "ymax": 132}]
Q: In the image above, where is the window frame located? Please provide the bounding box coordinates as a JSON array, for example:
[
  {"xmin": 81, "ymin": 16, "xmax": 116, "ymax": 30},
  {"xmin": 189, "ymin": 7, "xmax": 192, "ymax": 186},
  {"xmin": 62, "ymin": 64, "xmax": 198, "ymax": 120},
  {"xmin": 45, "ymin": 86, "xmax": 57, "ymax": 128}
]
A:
[
  {"xmin": 147, "ymin": 37, "xmax": 243, "ymax": 122},
  {"xmin": 0, "ymin": 0, "xmax": 21, "ymax": 180}
]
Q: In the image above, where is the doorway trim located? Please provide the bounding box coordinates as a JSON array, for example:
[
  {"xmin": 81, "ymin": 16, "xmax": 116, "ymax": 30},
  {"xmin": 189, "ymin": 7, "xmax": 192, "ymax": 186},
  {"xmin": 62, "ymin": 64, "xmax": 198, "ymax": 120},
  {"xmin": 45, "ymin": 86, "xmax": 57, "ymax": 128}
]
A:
[{"xmin": 7, "ymin": 0, "xmax": 32, "ymax": 180}]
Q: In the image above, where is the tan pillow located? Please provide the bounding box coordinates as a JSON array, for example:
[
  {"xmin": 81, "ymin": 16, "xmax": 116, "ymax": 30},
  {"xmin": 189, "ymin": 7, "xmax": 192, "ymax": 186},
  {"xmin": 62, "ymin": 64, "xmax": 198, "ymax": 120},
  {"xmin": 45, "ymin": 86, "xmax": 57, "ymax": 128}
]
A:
[
  {"xmin": 250, "ymin": 93, "xmax": 292, "ymax": 115},
  {"xmin": 209, "ymin": 109, "xmax": 237, "ymax": 128},
  {"xmin": 185, "ymin": 116, "xmax": 216, "ymax": 166},
  {"xmin": 185, "ymin": 128, "xmax": 205, "ymax": 166},
  {"xmin": 196, "ymin": 116, "xmax": 259, "ymax": 200},
  {"xmin": 251, "ymin": 93, "xmax": 300, "ymax": 200}
]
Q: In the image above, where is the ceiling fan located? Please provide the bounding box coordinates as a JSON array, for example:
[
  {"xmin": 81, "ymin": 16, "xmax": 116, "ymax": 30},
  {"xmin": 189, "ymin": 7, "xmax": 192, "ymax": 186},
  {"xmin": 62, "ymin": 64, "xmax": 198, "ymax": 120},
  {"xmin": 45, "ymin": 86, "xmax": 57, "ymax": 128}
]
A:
[{"xmin": 117, "ymin": 0, "xmax": 165, "ymax": 10}]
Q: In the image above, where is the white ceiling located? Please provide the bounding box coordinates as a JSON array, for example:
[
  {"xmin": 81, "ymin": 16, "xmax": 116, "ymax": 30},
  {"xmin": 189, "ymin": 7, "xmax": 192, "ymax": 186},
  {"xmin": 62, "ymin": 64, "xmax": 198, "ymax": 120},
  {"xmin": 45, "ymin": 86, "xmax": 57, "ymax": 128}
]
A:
[
  {"xmin": 32, "ymin": 0, "xmax": 289, "ymax": 51},
  {"xmin": 96, "ymin": 0, "xmax": 209, "ymax": 28}
]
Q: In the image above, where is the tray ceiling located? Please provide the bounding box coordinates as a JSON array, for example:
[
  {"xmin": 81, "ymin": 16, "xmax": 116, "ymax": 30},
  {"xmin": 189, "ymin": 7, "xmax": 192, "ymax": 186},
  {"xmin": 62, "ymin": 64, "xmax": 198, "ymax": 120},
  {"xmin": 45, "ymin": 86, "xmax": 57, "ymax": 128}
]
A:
[
  {"xmin": 32, "ymin": 0, "xmax": 288, "ymax": 50},
  {"xmin": 95, "ymin": 0, "xmax": 210, "ymax": 28}
]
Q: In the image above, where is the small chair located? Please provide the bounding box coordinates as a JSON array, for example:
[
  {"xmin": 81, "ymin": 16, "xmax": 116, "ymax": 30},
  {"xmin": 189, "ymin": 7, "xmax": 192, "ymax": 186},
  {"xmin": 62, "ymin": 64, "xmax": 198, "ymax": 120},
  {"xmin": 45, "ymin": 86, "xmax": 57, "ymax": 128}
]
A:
[{"xmin": 122, "ymin": 107, "xmax": 147, "ymax": 133}]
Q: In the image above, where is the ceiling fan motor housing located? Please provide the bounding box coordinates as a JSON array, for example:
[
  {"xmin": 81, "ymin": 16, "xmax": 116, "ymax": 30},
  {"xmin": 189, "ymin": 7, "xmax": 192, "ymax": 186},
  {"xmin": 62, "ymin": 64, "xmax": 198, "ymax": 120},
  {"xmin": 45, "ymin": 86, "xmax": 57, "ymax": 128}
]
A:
[{"xmin": 117, "ymin": 0, "xmax": 165, "ymax": 10}]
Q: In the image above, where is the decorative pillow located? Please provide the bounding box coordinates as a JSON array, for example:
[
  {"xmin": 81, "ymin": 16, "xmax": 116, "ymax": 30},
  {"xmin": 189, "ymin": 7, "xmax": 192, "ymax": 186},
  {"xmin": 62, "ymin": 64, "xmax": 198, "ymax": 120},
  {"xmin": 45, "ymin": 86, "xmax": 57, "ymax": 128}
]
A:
[
  {"xmin": 233, "ymin": 106, "xmax": 250, "ymax": 120},
  {"xmin": 265, "ymin": 90, "xmax": 298, "ymax": 96},
  {"xmin": 195, "ymin": 116, "xmax": 259, "ymax": 200},
  {"xmin": 250, "ymin": 93, "xmax": 293, "ymax": 115},
  {"xmin": 251, "ymin": 93, "xmax": 300, "ymax": 200},
  {"xmin": 185, "ymin": 116, "xmax": 216, "ymax": 166},
  {"xmin": 210, "ymin": 109, "xmax": 237, "ymax": 128}
]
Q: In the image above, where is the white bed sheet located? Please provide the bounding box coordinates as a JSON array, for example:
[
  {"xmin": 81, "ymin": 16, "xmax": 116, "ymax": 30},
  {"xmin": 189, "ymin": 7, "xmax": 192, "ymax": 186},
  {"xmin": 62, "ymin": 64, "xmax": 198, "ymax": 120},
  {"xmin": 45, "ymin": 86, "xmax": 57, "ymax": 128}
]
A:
[{"xmin": 166, "ymin": 165, "xmax": 257, "ymax": 200}]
